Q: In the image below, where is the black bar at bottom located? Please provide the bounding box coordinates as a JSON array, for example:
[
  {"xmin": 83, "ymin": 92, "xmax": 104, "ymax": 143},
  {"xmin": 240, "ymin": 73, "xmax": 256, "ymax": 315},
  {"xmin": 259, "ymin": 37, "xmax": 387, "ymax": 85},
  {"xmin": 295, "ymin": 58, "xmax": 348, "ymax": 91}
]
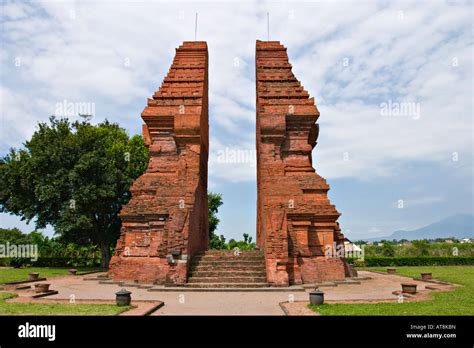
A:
[{"xmin": 0, "ymin": 315, "xmax": 472, "ymax": 346}]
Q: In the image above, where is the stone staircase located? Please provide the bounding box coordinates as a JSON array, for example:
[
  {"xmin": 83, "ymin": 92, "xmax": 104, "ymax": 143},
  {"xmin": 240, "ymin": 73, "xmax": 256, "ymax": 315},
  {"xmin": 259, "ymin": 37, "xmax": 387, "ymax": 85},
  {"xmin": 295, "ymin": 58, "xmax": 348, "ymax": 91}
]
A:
[{"xmin": 186, "ymin": 250, "xmax": 268, "ymax": 288}]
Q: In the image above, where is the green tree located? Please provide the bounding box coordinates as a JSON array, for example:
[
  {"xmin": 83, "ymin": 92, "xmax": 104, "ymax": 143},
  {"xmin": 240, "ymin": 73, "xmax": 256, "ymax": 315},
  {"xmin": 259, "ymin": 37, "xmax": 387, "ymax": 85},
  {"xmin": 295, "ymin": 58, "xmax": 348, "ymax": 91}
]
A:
[
  {"xmin": 381, "ymin": 241, "xmax": 395, "ymax": 257},
  {"xmin": 0, "ymin": 117, "xmax": 149, "ymax": 267},
  {"xmin": 0, "ymin": 228, "xmax": 36, "ymax": 267},
  {"xmin": 208, "ymin": 192, "xmax": 223, "ymax": 235},
  {"xmin": 243, "ymin": 233, "xmax": 251, "ymax": 244},
  {"xmin": 208, "ymin": 192, "xmax": 226, "ymax": 249},
  {"xmin": 412, "ymin": 240, "xmax": 430, "ymax": 256},
  {"xmin": 0, "ymin": 228, "xmax": 30, "ymax": 244},
  {"xmin": 225, "ymin": 233, "xmax": 256, "ymax": 250},
  {"xmin": 210, "ymin": 234, "xmax": 227, "ymax": 250}
]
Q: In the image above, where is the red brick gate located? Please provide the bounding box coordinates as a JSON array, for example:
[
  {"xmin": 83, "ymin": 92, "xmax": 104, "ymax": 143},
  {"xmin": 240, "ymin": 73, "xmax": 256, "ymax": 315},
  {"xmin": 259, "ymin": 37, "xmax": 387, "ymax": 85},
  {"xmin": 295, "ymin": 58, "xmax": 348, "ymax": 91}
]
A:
[
  {"xmin": 110, "ymin": 41, "xmax": 348, "ymax": 286},
  {"xmin": 109, "ymin": 42, "xmax": 209, "ymax": 284},
  {"xmin": 255, "ymin": 40, "xmax": 348, "ymax": 285}
]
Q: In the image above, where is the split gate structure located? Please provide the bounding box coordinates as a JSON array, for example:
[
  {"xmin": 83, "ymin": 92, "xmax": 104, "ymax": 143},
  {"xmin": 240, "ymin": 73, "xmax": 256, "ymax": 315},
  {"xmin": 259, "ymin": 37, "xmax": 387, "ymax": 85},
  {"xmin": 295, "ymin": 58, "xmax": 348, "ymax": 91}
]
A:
[
  {"xmin": 109, "ymin": 42, "xmax": 209, "ymax": 284},
  {"xmin": 256, "ymin": 40, "xmax": 347, "ymax": 285},
  {"xmin": 110, "ymin": 41, "xmax": 348, "ymax": 286}
]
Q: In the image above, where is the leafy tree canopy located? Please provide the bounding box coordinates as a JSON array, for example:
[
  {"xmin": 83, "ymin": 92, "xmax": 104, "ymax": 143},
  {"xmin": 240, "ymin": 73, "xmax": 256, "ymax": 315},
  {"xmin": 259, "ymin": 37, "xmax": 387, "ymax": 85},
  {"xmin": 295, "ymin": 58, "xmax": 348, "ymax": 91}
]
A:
[
  {"xmin": 0, "ymin": 117, "xmax": 149, "ymax": 267},
  {"xmin": 208, "ymin": 192, "xmax": 224, "ymax": 249}
]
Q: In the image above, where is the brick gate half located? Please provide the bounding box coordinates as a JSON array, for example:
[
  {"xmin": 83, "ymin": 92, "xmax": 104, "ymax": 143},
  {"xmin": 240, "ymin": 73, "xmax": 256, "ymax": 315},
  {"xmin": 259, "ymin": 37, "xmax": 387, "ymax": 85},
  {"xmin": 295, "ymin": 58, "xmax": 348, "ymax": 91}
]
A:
[
  {"xmin": 255, "ymin": 40, "xmax": 348, "ymax": 285},
  {"xmin": 109, "ymin": 42, "xmax": 209, "ymax": 284}
]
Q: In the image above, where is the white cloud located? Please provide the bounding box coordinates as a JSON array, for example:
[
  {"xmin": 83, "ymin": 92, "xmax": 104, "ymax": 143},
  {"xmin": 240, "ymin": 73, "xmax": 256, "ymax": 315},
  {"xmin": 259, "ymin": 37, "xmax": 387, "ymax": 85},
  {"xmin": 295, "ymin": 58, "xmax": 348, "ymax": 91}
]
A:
[
  {"xmin": 0, "ymin": 86, "xmax": 40, "ymax": 150},
  {"xmin": 406, "ymin": 195, "xmax": 446, "ymax": 206},
  {"xmin": 0, "ymin": 0, "xmax": 471, "ymax": 185},
  {"xmin": 209, "ymin": 137, "xmax": 256, "ymax": 183}
]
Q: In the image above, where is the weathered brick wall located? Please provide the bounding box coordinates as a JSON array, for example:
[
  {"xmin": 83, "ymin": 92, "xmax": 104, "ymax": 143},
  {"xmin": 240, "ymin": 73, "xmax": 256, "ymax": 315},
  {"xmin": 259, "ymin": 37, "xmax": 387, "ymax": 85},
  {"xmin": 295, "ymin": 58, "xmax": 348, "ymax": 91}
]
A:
[
  {"xmin": 109, "ymin": 42, "xmax": 209, "ymax": 284},
  {"xmin": 256, "ymin": 40, "xmax": 347, "ymax": 285}
]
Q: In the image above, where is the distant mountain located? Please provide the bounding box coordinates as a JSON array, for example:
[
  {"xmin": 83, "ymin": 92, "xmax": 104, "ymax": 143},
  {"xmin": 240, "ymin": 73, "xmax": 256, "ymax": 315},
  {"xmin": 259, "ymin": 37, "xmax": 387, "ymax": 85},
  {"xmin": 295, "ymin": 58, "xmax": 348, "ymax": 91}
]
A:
[{"xmin": 364, "ymin": 214, "xmax": 474, "ymax": 242}]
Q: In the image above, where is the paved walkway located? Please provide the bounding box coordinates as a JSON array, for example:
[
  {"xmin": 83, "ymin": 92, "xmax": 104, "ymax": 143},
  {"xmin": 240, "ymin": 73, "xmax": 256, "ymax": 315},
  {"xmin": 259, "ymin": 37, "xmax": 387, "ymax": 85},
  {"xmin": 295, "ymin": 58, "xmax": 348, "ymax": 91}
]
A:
[
  {"xmin": 41, "ymin": 275, "xmax": 306, "ymax": 315},
  {"xmin": 7, "ymin": 271, "xmax": 455, "ymax": 315},
  {"xmin": 319, "ymin": 271, "xmax": 454, "ymax": 301}
]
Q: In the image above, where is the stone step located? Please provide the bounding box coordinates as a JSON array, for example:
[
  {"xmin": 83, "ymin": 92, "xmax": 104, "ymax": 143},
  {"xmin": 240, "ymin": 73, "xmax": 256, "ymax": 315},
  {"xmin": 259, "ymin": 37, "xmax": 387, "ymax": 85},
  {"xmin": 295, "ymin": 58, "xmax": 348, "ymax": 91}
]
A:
[
  {"xmin": 187, "ymin": 276, "xmax": 267, "ymax": 284},
  {"xmin": 193, "ymin": 256, "xmax": 263, "ymax": 260},
  {"xmin": 191, "ymin": 260, "xmax": 265, "ymax": 267},
  {"xmin": 190, "ymin": 265, "xmax": 264, "ymax": 272},
  {"xmin": 192, "ymin": 255, "xmax": 264, "ymax": 261},
  {"xmin": 184, "ymin": 282, "xmax": 269, "ymax": 288},
  {"xmin": 187, "ymin": 250, "xmax": 267, "ymax": 288},
  {"xmin": 149, "ymin": 285, "xmax": 305, "ymax": 292},
  {"xmin": 197, "ymin": 250, "xmax": 263, "ymax": 255},
  {"xmin": 190, "ymin": 271, "xmax": 267, "ymax": 277}
]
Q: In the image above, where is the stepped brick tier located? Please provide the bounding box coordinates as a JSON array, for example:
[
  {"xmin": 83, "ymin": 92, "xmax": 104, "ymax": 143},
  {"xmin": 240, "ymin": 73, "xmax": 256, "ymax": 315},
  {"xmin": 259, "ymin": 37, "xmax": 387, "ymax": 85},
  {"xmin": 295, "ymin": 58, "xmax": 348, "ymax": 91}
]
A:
[
  {"xmin": 255, "ymin": 40, "xmax": 349, "ymax": 285},
  {"xmin": 109, "ymin": 42, "xmax": 209, "ymax": 284},
  {"xmin": 187, "ymin": 250, "xmax": 268, "ymax": 288}
]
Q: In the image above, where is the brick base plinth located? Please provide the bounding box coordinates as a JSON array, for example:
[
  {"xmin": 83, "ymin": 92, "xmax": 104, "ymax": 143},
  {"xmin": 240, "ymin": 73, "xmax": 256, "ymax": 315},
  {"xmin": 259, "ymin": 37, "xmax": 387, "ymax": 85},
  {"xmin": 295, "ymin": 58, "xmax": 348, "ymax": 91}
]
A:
[
  {"xmin": 265, "ymin": 258, "xmax": 290, "ymax": 286},
  {"xmin": 298, "ymin": 257, "xmax": 346, "ymax": 283},
  {"xmin": 109, "ymin": 256, "xmax": 187, "ymax": 285}
]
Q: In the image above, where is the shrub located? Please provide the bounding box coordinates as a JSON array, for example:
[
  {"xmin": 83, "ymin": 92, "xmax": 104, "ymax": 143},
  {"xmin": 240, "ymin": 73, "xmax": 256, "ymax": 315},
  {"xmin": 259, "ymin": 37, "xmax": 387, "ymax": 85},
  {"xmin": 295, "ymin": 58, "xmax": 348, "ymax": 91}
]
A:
[
  {"xmin": 363, "ymin": 242, "xmax": 473, "ymax": 257},
  {"xmin": 353, "ymin": 259, "xmax": 366, "ymax": 267},
  {"xmin": 32, "ymin": 257, "xmax": 101, "ymax": 267},
  {"xmin": 9, "ymin": 257, "xmax": 29, "ymax": 268},
  {"xmin": 0, "ymin": 228, "xmax": 103, "ymax": 267},
  {"xmin": 381, "ymin": 242, "xmax": 396, "ymax": 257},
  {"xmin": 360, "ymin": 256, "xmax": 474, "ymax": 267},
  {"xmin": 412, "ymin": 240, "xmax": 430, "ymax": 256}
]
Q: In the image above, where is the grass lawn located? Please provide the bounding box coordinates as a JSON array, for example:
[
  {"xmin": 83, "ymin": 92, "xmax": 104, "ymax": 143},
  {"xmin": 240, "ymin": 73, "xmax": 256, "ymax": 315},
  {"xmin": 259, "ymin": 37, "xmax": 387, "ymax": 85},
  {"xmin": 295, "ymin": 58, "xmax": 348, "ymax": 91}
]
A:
[
  {"xmin": 0, "ymin": 267, "xmax": 102, "ymax": 284},
  {"xmin": 0, "ymin": 292, "xmax": 130, "ymax": 315},
  {"xmin": 309, "ymin": 266, "xmax": 474, "ymax": 316}
]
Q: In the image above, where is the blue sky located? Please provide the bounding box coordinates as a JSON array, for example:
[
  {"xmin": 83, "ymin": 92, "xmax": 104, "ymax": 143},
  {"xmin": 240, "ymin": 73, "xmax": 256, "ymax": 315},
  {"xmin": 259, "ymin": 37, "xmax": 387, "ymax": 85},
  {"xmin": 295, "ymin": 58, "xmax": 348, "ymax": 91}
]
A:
[{"xmin": 0, "ymin": 0, "xmax": 472, "ymax": 241}]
